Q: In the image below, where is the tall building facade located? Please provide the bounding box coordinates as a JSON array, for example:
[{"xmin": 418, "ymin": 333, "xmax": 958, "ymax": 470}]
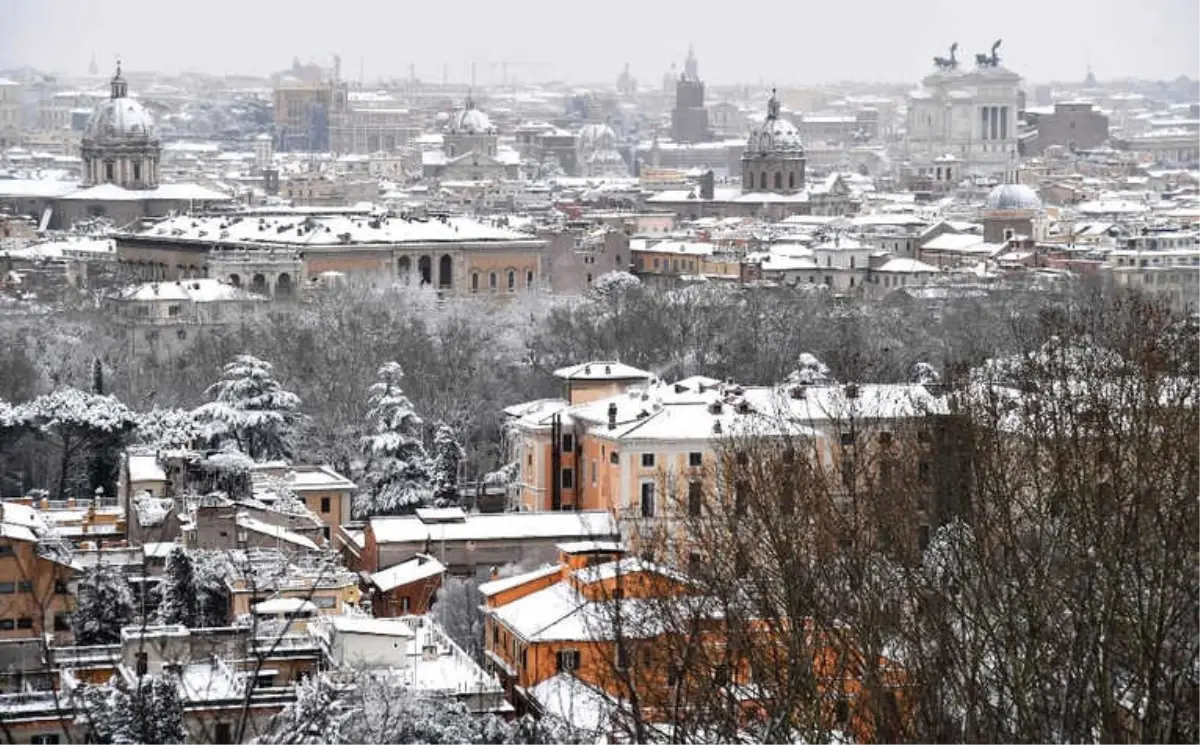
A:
[
  {"xmin": 670, "ymin": 46, "xmax": 710, "ymax": 143},
  {"xmin": 273, "ymin": 78, "xmax": 348, "ymax": 152},
  {"xmin": 905, "ymin": 41, "xmax": 1021, "ymax": 181}
]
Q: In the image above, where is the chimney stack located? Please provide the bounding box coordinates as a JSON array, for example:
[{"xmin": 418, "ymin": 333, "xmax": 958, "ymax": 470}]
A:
[{"xmin": 607, "ymin": 402, "xmax": 618, "ymax": 430}]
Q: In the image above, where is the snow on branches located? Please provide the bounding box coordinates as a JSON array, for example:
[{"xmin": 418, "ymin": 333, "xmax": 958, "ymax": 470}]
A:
[
  {"xmin": 73, "ymin": 563, "xmax": 135, "ymax": 645},
  {"xmin": 355, "ymin": 363, "xmax": 432, "ymax": 517},
  {"xmin": 194, "ymin": 355, "xmax": 302, "ymax": 461}
]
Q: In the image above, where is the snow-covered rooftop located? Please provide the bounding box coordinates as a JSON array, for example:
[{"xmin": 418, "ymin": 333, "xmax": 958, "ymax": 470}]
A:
[
  {"xmin": 130, "ymin": 212, "xmax": 537, "ymax": 247},
  {"xmin": 477, "ymin": 564, "xmax": 562, "ymax": 598},
  {"xmin": 369, "ymin": 555, "xmax": 446, "ymax": 592},
  {"xmin": 235, "ymin": 513, "xmax": 320, "ymax": 551},
  {"xmin": 369, "ymin": 510, "xmax": 619, "ymax": 546},
  {"xmin": 127, "ymin": 453, "xmax": 167, "ymax": 483},
  {"xmin": 552, "ymin": 361, "xmax": 654, "ymax": 382},
  {"xmin": 116, "ymin": 278, "xmax": 269, "ymax": 303}
]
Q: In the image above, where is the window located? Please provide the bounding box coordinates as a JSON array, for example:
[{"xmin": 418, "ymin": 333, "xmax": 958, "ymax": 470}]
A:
[
  {"xmin": 841, "ymin": 457, "xmax": 855, "ymax": 488},
  {"xmin": 53, "ymin": 613, "xmax": 70, "ymax": 631},
  {"xmin": 400, "ymin": 597, "xmax": 410, "ymax": 614},
  {"xmin": 489, "ymin": 272, "xmax": 497, "ymax": 290},
  {"xmin": 688, "ymin": 452, "xmax": 703, "ymax": 467},
  {"xmin": 0, "ymin": 582, "xmax": 14, "ymax": 594},
  {"xmin": 918, "ymin": 460, "xmax": 932, "ymax": 484},
  {"xmin": 918, "ymin": 524, "xmax": 931, "ymax": 551},
  {"xmin": 617, "ymin": 645, "xmax": 629, "ymax": 669},
  {"xmin": 561, "ymin": 467, "xmax": 574, "ymax": 489},
  {"xmin": 54, "ymin": 580, "xmax": 68, "ymax": 595},
  {"xmin": 135, "ymin": 652, "xmax": 148, "ymax": 677},
  {"xmin": 688, "ymin": 481, "xmax": 703, "ymax": 516},
  {"xmin": 688, "ymin": 551, "xmax": 702, "ymax": 577},
  {"xmin": 133, "ymin": 162, "xmax": 141, "ymax": 181},
  {"xmin": 840, "ymin": 432, "xmax": 855, "ymax": 447},
  {"xmin": 16, "ymin": 580, "xmax": 31, "ymax": 593},
  {"xmin": 507, "ymin": 270, "xmax": 516, "ymax": 291},
  {"xmin": 471, "ymin": 272, "xmax": 480, "ymax": 291},
  {"xmin": 319, "ymin": 497, "xmax": 331, "ymax": 514},
  {"xmin": 526, "ymin": 270, "xmax": 534, "ymax": 288},
  {"xmin": 734, "ymin": 480, "xmax": 748, "ymax": 516},
  {"xmin": 214, "ymin": 723, "xmax": 233, "ymax": 745},
  {"xmin": 312, "ymin": 596, "xmax": 336, "ymax": 609},
  {"xmin": 610, "ymin": 451, "xmax": 619, "ymax": 464},
  {"xmin": 640, "ymin": 482, "xmax": 656, "ymax": 517},
  {"xmin": 556, "ymin": 649, "xmax": 581, "ymax": 671},
  {"xmin": 591, "ymin": 460, "xmax": 597, "ymax": 487},
  {"xmin": 31, "ymin": 736, "xmax": 60, "ymax": 745},
  {"xmin": 322, "ymin": 526, "xmax": 331, "ymax": 542},
  {"xmin": 774, "ymin": 171, "xmax": 782, "ymax": 189},
  {"xmin": 878, "ymin": 430, "xmax": 893, "ymax": 446},
  {"xmin": 834, "ymin": 698, "xmax": 851, "ymax": 726},
  {"xmin": 104, "ymin": 161, "xmax": 114, "ymax": 181},
  {"xmin": 562, "ymin": 434, "xmax": 574, "ymax": 452},
  {"xmin": 492, "ymin": 624, "xmax": 499, "ymax": 645},
  {"xmin": 0, "ymin": 545, "xmax": 11, "ymax": 556},
  {"xmin": 641, "ymin": 453, "xmax": 655, "ymax": 468},
  {"xmin": 586, "ymin": 273, "xmax": 592, "ymax": 285},
  {"xmin": 17, "ymin": 617, "xmax": 32, "ymax": 630},
  {"xmin": 0, "ymin": 619, "xmax": 13, "ymax": 631}
]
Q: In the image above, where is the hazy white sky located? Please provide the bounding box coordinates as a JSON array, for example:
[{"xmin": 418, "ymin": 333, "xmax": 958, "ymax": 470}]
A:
[{"xmin": 2, "ymin": 0, "xmax": 1197, "ymax": 85}]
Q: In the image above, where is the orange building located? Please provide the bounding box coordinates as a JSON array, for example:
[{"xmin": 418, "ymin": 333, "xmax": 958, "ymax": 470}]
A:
[
  {"xmin": 0, "ymin": 502, "xmax": 80, "ymax": 644},
  {"xmin": 478, "ymin": 542, "xmax": 912, "ymax": 741},
  {"xmin": 506, "ymin": 364, "xmax": 950, "ymax": 553},
  {"xmin": 365, "ymin": 553, "xmax": 445, "ymax": 616}
]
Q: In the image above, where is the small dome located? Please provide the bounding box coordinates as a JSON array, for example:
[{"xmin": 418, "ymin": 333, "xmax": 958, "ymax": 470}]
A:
[
  {"xmin": 84, "ymin": 97, "xmax": 157, "ymax": 142},
  {"xmin": 576, "ymin": 123, "xmax": 617, "ymax": 154},
  {"xmin": 749, "ymin": 116, "xmax": 803, "ymax": 153},
  {"xmin": 985, "ymin": 183, "xmax": 1042, "ymax": 211},
  {"xmin": 448, "ymin": 98, "xmax": 495, "ymax": 134}
]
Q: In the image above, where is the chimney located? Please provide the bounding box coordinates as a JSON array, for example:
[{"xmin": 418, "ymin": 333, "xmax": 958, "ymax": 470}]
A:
[{"xmin": 607, "ymin": 402, "xmax": 618, "ymax": 430}]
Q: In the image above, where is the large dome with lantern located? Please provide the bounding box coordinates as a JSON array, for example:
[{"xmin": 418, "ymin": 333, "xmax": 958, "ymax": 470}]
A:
[{"xmin": 80, "ymin": 61, "xmax": 162, "ymax": 190}]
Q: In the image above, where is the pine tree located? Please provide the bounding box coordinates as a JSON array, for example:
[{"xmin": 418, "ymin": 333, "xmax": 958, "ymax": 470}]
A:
[
  {"xmin": 430, "ymin": 422, "xmax": 464, "ymax": 507},
  {"xmin": 73, "ymin": 564, "xmax": 135, "ymax": 644},
  {"xmin": 158, "ymin": 547, "xmax": 198, "ymax": 627},
  {"xmin": 87, "ymin": 357, "xmax": 120, "ymax": 501},
  {"xmin": 193, "ymin": 355, "xmax": 301, "ymax": 461},
  {"xmin": 149, "ymin": 674, "xmax": 186, "ymax": 744},
  {"xmin": 22, "ymin": 387, "xmax": 137, "ymax": 501},
  {"xmin": 356, "ymin": 362, "xmax": 431, "ymax": 517}
]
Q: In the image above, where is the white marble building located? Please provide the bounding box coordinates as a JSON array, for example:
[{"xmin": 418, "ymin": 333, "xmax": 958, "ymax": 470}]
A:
[{"xmin": 905, "ymin": 42, "xmax": 1021, "ymax": 181}]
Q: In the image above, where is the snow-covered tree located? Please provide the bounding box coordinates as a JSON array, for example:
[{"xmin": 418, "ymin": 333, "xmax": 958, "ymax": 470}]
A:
[
  {"xmin": 22, "ymin": 387, "xmax": 137, "ymax": 500},
  {"xmin": 158, "ymin": 547, "xmax": 198, "ymax": 627},
  {"xmin": 429, "ymin": 422, "xmax": 464, "ymax": 507},
  {"xmin": 588, "ymin": 270, "xmax": 641, "ymax": 302},
  {"xmin": 74, "ymin": 678, "xmax": 129, "ymax": 744},
  {"xmin": 193, "ymin": 355, "xmax": 301, "ymax": 461},
  {"xmin": 87, "ymin": 357, "xmax": 120, "ymax": 500},
  {"xmin": 787, "ymin": 352, "xmax": 834, "ymax": 385},
  {"xmin": 73, "ymin": 563, "xmax": 135, "ymax": 644},
  {"xmin": 355, "ymin": 362, "xmax": 431, "ymax": 517},
  {"xmin": 134, "ymin": 407, "xmax": 204, "ymax": 451},
  {"xmin": 431, "ymin": 575, "xmax": 485, "ymax": 662},
  {"xmin": 193, "ymin": 550, "xmax": 232, "ymax": 627},
  {"xmin": 104, "ymin": 675, "xmax": 186, "ymax": 745},
  {"xmin": 910, "ymin": 361, "xmax": 941, "ymax": 385}
]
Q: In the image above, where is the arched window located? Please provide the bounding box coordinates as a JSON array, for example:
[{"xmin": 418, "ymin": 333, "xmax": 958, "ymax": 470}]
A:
[
  {"xmin": 774, "ymin": 172, "xmax": 782, "ymax": 190},
  {"xmin": 489, "ymin": 272, "xmax": 497, "ymax": 290},
  {"xmin": 759, "ymin": 171, "xmax": 767, "ymax": 190},
  {"xmin": 438, "ymin": 254, "xmax": 453, "ymax": 289},
  {"xmin": 586, "ymin": 273, "xmax": 593, "ymax": 285},
  {"xmin": 418, "ymin": 256, "xmax": 432, "ymax": 285},
  {"xmin": 507, "ymin": 270, "xmax": 515, "ymax": 291},
  {"xmin": 788, "ymin": 172, "xmax": 795, "ymax": 190},
  {"xmin": 471, "ymin": 272, "xmax": 480, "ymax": 292},
  {"xmin": 397, "ymin": 256, "xmax": 411, "ymax": 281},
  {"xmin": 526, "ymin": 270, "xmax": 534, "ymax": 288}
]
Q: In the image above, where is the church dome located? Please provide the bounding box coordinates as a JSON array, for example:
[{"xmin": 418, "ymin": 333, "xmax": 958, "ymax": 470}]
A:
[
  {"xmin": 747, "ymin": 90, "xmax": 803, "ymax": 153},
  {"xmin": 985, "ymin": 183, "xmax": 1041, "ymax": 211},
  {"xmin": 576, "ymin": 123, "xmax": 617, "ymax": 154},
  {"xmin": 448, "ymin": 97, "xmax": 495, "ymax": 134},
  {"xmin": 84, "ymin": 97, "xmax": 156, "ymax": 142},
  {"xmin": 83, "ymin": 62, "xmax": 157, "ymax": 144}
]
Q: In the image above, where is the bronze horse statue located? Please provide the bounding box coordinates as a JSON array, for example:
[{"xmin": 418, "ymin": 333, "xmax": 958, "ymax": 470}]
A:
[
  {"xmin": 933, "ymin": 42, "xmax": 959, "ymax": 70},
  {"xmin": 977, "ymin": 39, "xmax": 1003, "ymax": 67}
]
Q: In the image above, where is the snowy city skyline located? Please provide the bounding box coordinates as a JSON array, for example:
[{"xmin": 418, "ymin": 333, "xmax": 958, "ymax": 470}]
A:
[{"xmin": 1, "ymin": 0, "xmax": 1198, "ymax": 84}]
